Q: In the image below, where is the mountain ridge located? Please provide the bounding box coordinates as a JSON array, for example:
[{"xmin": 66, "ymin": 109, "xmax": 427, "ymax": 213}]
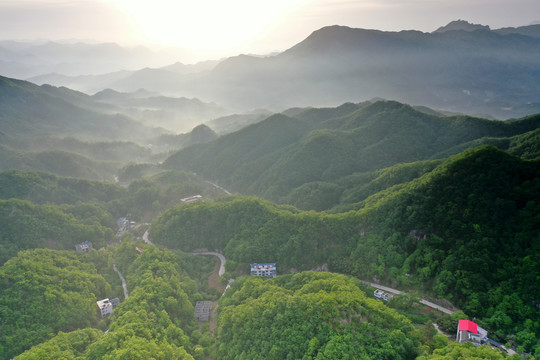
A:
[{"xmin": 164, "ymin": 100, "xmax": 540, "ymax": 204}]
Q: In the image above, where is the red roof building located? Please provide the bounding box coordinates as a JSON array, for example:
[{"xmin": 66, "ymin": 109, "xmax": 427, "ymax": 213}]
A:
[
  {"xmin": 458, "ymin": 320, "xmax": 478, "ymax": 334},
  {"xmin": 456, "ymin": 319, "xmax": 488, "ymax": 344}
]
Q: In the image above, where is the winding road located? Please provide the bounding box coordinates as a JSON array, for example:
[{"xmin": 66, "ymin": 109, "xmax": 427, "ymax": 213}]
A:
[
  {"xmin": 192, "ymin": 251, "xmax": 226, "ymax": 276},
  {"xmin": 143, "ymin": 228, "xmax": 225, "ymax": 276},
  {"xmin": 143, "ymin": 226, "xmax": 454, "ymax": 315}
]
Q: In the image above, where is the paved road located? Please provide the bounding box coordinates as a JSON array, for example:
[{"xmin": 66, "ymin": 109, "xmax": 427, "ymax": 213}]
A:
[
  {"xmin": 362, "ymin": 281, "xmax": 404, "ymax": 295},
  {"xmin": 193, "ymin": 251, "xmax": 226, "ymax": 276},
  {"xmin": 361, "ymin": 280, "xmax": 455, "ymax": 315},
  {"xmin": 419, "ymin": 299, "xmax": 454, "ymax": 315},
  {"xmin": 143, "ymin": 229, "xmax": 153, "ymax": 245},
  {"xmin": 144, "ymin": 227, "xmax": 225, "ymax": 277},
  {"xmin": 113, "ymin": 264, "xmax": 129, "ymax": 299}
]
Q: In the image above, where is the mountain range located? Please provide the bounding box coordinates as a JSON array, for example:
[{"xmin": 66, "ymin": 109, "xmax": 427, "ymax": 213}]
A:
[
  {"xmin": 7, "ymin": 20, "xmax": 539, "ymax": 119},
  {"xmin": 0, "ymin": 20, "xmax": 539, "ymax": 359}
]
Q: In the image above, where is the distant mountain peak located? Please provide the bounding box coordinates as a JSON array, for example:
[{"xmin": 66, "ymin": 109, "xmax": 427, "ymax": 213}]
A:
[{"xmin": 434, "ymin": 20, "xmax": 490, "ymax": 33}]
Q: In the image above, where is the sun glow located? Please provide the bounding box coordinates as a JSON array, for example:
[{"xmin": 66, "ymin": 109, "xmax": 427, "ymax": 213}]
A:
[{"xmin": 108, "ymin": 0, "xmax": 307, "ymax": 55}]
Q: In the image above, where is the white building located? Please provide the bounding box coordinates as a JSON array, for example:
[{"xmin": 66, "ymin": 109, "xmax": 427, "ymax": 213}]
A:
[
  {"xmin": 97, "ymin": 298, "xmax": 120, "ymax": 318},
  {"xmin": 181, "ymin": 195, "xmax": 203, "ymax": 204},
  {"xmin": 75, "ymin": 241, "xmax": 92, "ymax": 252},
  {"xmin": 374, "ymin": 289, "xmax": 394, "ymax": 301},
  {"xmin": 250, "ymin": 263, "xmax": 277, "ymax": 278}
]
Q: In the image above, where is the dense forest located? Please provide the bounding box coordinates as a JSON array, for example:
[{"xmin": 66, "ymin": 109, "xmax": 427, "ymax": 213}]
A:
[
  {"xmin": 217, "ymin": 272, "xmax": 419, "ymax": 359},
  {"xmin": 152, "ymin": 146, "xmax": 540, "ymax": 355},
  {"xmin": 1, "ymin": 95, "xmax": 539, "ymax": 358},
  {"xmin": 2, "ymin": 243, "xmax": 518, "ymax": 359},
  {"xmin": 2, "ymin": 242, "xmax": 219, "ymax": 359},
  {"xmin": 0, "ymin": 249, "xmax": 111, "ymax": 358},
  {"xmin": 164, "ymin": 101, "xmax": 540, "ymax": 207}
]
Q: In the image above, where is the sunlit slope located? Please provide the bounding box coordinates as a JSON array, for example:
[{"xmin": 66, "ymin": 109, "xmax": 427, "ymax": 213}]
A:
[
  {"xmin": 164, "ymin": 101, "xmax": 540, "ymax": 204},
  {"xmin": 154, "ymin": 146, "xmax": 540, "ymax": 344},
  {"xmin": 217, "ymin": 272, "xmax": 418, "ymax": 359}
]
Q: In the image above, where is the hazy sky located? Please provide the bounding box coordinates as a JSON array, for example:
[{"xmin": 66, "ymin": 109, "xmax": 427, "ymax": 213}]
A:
[{"xmin": 1, "ymin": 0, "xmax": 539, "ymax": 61}]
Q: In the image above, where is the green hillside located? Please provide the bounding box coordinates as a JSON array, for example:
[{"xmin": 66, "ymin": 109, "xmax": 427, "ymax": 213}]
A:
[
  {"xmin": 0, "ymin": 170, "xmax": 126, "ymax": 205},
  {"xmin": 0, "ymin": 199, "xmax": 114, "ymax": 264},
  {"xmin": 5, "ymin": 137, "xmax": 152, "ymax": 163},
  {"xmin": 164, "ymin": 101, "xmax": 540, "ymax": 206},
  {"xmin": 12, "ymin": 329, "xmax": 104, "ymax": 360},
  {"xmin": 0, "ymin": 76, "xmax": 161, "ymax": 141},
  {"xmin": 83, "ymin": 245, "xmax": 198, "ymax": 360},
  {"xmin": 0, "ymin": 249, "xmax": 111, "ymax": 359},
  {"xmin": 217, "ymin": 272, "xmax": 418, "ymax": 359},
  {"xmin": 153, "ymin": 146, "xmax": 540, "ymax": 352},
  {"xmin": 0, "ymin": 147, "xmax": 121, "ymax": 181},
  {"xmin": 1, "ymin": 87, "xmax": 539, "ymax": 358}
]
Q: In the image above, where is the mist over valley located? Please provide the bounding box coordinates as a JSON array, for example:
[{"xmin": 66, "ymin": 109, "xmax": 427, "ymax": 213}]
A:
[{"xmin": 1, "ymin": 12, "xmax": 539, "ymax": 360}]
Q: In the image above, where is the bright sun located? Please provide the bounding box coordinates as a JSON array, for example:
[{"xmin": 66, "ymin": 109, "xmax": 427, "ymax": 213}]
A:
[{"xmin": 110, "ymin": 0, "xmax": 308, "ymax": 53}]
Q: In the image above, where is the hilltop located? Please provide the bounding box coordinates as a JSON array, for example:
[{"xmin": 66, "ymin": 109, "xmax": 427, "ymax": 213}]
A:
[{"xmin": 164, "ymin": 100, "xmax": 540, "ymax": 207}]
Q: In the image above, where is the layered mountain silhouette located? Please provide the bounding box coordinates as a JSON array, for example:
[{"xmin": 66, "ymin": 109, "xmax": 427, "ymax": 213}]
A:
[
  {"xmin": 0, "ymin": 75, "xmax": 163, "ymax": 141},
  {"xmin": 195, "ymin": 22, "xmax": 540, "ymax": 118},
  {"xmin": 13, "ymin": 21, "xmax": 537, "ymax": 119}
]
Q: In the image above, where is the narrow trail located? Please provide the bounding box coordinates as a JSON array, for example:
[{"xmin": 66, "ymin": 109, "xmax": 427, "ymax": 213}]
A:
[
  {"xmin": 360, "ymin": 280, "xmax": 456, "ymax": 315},
  {"xmin": 205, "ymin": 181, "xmax": 232, "ymax": 195},
  {"xmin": 113, "ymin": 264, "xmax": 129, "ymax": 299}
]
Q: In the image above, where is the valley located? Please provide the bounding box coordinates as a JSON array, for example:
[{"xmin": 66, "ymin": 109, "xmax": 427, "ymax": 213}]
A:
[{"xmin": 0, "ymin": 18, "xmax": 539, "ymax": 360}]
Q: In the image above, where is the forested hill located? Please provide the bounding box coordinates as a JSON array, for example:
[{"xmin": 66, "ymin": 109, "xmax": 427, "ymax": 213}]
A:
[
  {"xmin": 217, "ymin": 272, "xmax": 418, "ymax": 359},
  {"xmin": 0, "ymin": 75, "xmax": 162, "ymax": 141},
  {"xmin": 153, "ymin": 145, "xmax": 540, "ymax": 351},
  {"xmin": 164, "ymin": 101, "xmax": 540, "ymax": 207}
]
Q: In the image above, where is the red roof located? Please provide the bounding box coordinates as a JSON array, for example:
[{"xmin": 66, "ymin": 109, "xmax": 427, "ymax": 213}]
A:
[{"xmin": 458, "ymin": 320, "xmax": 478, "ymax": 334}]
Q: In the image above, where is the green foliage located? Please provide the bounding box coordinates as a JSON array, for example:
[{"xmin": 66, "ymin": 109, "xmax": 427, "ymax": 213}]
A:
[
  {"xmin": 216, "ymin": 272, "xmax": 419, "ymax": 359},
  {"xmin": 118, "ymin": 163, "xmax": 161, "ymax": 183},
  {"xmin": 0, "ymin": 199, "xmax": 113, "ymax": 264},
  {"xmin": 163, "ymin": 101, "xmax": 540, "ymax": 204},
  {"xmin": 0, "ymin": 168, "xmax": 225, "ymax": 223},
  {"xmin": 507, "ymin": 127, "xmax": 540, "ymax": 159},
  {"xmin": 13, "ymin": 328, "xmax": 103, "ymax": 360},
  {"xmin": 151, "ymin": 196, "xmax": 355, "ymax": 268},
  {"xmin": 0, "ymin": 170, "xmax": 127, "ymax": 205},
  {"xmin": 435, "ymin": 311, "xmax": 469, "ymax": 334},
  {"xmin": 0, "ymin": 75, "xmax": 160, "ymax": 142},
  {"xmin": 333, "ymin": 159, "xmax": 442, "ymax": 212},
  {"xmin": 10, "ymin": 137, "xmax": 152, "ymax": 163},
  {"xmin": 420, "ymin": 341, "xmax": 506, "ymax": 359},
  {"xmin": 152, "ymin": 146, "xmax": 540, "ymax": 350},
  {"xmin": 282, "ymin": 181, "xmax": 343, "ymax": 211},
  {"xmin": 0, "ymin": 249, "xmax": 111, "ymax": 359},
  {"xmin": 84, "ymin": 245, "xmax": 198, "ymax": 360},
  {"xmin": 0, "ymin": 144, "xmax": 125, "ymax": 180}
]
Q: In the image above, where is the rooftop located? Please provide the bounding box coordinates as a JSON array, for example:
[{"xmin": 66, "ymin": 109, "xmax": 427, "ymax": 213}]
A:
[
  {"xmin": 250, "ymin": 263, "xmax": 276, "ymax": 270},
  {"xmin": 458, "ymin": 320, "xmax": 478, "ymax": 334}
]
